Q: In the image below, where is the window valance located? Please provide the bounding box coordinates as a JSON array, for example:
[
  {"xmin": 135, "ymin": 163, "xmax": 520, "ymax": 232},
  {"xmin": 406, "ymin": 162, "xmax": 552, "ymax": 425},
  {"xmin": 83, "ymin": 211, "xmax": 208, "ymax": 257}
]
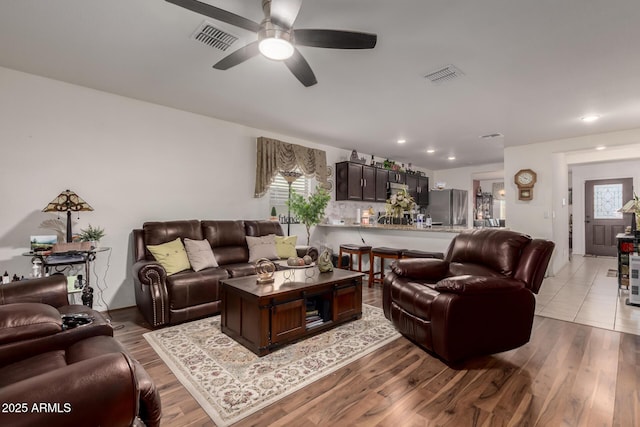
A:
[{"xmin": 254, "ymin": 137, "xmax": 327, "ymax": 197}]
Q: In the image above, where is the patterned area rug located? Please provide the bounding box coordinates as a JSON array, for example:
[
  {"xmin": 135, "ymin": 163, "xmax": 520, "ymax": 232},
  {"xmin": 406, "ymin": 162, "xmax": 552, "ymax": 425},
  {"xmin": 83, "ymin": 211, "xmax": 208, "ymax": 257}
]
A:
[{"xmin": 143, "ymin": 304, "xmax": 400, "ymax": 426}]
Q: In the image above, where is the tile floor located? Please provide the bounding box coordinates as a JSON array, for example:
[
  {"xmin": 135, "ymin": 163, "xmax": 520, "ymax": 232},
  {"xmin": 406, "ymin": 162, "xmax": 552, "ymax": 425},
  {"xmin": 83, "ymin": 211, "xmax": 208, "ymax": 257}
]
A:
[{"xmin": 535, "ymin": 255, "xmax": 640, "ymax": 336}]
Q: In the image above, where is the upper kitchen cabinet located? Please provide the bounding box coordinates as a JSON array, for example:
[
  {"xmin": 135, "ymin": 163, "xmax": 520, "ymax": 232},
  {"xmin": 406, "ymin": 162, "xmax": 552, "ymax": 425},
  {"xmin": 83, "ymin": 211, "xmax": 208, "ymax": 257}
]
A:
[
  {"xmin": 375, "ymin": 168, "xmax": 389, "ymax": 202},
  {"xmin": 388, "ymin": 170, "xmax": 406, "ymax": 184},
  {"xmin": 406, "ymin": 174, "xmax": 430, "ymax": 206},
  {"xmin": 335, "ymin": 162, "xmax": 376, "ymax": 201}
]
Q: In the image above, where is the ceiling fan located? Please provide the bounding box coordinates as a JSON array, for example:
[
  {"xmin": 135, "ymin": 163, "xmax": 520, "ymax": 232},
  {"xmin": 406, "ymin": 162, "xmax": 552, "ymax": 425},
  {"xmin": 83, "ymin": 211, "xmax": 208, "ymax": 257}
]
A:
[{"xmin": 166, "ymin": 0, "xmax": 377, "ymax": 87}]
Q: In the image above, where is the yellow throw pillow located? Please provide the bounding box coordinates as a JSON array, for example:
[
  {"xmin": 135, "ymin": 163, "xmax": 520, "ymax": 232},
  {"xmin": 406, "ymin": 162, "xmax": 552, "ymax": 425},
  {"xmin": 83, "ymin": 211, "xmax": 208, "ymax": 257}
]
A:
[
  {"xmin": 275, "ymin": 235, "xmax": 298, "ymax": 259},
  {"xmin": 147, "ymin": 238, "xmax": 191, "ymax": 275}
]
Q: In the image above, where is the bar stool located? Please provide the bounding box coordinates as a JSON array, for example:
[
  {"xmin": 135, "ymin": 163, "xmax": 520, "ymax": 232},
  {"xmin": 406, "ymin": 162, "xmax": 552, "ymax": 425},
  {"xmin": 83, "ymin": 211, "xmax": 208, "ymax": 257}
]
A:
[
  {"xmin": 369, "ymin": 247, "xmax": 406, "ymax": 288},
  {"xmin": 338, "ymin": 244, "xmax": 372, "ymax": 273},
  {"xmin": 401, "ymin": 249, "xmax": 445, "ymax": 260}
]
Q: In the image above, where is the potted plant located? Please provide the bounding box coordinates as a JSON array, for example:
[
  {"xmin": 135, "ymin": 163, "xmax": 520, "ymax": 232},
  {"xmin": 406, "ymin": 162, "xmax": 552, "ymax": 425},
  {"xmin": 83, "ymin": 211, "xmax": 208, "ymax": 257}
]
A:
[
  {"xmin": 78, "ymin": 224, "xmax": 106, "ymax": 247},
  {"xmin": 287, "ymin": 186, "xmax": 331, "ymax": 245}
]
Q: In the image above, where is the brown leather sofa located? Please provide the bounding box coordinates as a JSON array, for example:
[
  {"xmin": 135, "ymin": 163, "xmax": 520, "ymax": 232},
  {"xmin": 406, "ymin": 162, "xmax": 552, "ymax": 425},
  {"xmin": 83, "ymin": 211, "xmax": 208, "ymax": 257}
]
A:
[
  {"xmin": 0, "ymin": 275, "xmax": 161, "ymax": 426},
  {"xmin": 132, "ymin": 219, "xmax": 317, "ymax": 328},
  {"xmin": 383, "ymin": 228, "xmax": 555, "ymax": 363}
]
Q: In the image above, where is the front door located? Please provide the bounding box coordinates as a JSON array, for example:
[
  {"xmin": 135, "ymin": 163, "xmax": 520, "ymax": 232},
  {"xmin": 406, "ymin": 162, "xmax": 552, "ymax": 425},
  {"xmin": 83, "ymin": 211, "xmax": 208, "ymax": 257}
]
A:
[{"xmin": 585, "ymin": 178, "xmax": 633, "ymax": 256}]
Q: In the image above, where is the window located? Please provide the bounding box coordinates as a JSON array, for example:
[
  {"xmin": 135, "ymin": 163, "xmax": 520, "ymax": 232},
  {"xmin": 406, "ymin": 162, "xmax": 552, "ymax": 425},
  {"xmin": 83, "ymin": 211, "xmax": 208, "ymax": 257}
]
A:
[
  {"xmin": 593, "ymin": 183, "xmax": 623, "ymax": 219},
  {"xmin": 269, "ymin": 174, "xmax": 311, "ymax": 210}
]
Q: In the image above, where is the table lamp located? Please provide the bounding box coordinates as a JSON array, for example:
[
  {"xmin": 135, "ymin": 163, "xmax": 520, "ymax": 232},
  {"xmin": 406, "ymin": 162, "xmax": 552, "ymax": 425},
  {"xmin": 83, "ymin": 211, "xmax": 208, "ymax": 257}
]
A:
[{"xmin": 42, "ymin": 190, "xmax": 94, "ymax": 243}]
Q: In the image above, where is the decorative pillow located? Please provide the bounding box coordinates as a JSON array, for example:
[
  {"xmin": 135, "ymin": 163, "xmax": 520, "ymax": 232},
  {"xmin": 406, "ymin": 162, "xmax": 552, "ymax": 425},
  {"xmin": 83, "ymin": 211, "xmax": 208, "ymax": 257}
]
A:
[
  {"xmin": 275, "ymin": 235, "xmax": 298, "ymax": 259},
  {"xmin": 246, "ymin": 234, "xmax": 279, "ymax": 263},
  {"xmin": 147, "ymin": 238, "xmax": 191, "ymax": 275},
  {"xmin": 184, "ymin": 238, "xmax": 218, "ymax": 272}
]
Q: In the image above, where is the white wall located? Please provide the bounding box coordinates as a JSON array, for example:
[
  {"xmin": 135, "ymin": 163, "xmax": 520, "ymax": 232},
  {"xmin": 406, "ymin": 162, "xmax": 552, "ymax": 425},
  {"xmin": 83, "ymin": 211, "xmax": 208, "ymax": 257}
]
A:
[
  {"xmin": 433, "ymin": 163, "xmax": 504, "ymax": 226},
  {"xmin": 0, "ymin": 66, "xmax": 437, "ymax": 311},
  {"xmin": 0, "ymin": 67, "xmax": 354, "ymax": 310},
  {"xmin": 569, "ymin": 159, "xmax": 640, "ymax": 254},
  {"xmin": 505, "ymin": 131, "xmax": 640, "ymax": 275}
]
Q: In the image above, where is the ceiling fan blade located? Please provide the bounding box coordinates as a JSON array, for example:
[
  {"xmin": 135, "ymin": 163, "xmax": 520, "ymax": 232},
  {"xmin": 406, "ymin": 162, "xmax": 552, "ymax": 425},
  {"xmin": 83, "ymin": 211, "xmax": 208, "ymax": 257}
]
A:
[
  {"xmin": 294, "ymin": 29, "xmax": 377, "ymax": 49},
  {"xmin": 269, "ymin": 0, "xmax": 303, "ymax": 29},
  {"xmin": 284, "ymin": 49, "xmax": 317, "ymax": 87},
  {"xmin": 165, "ymin": 0, "xmax": 260, "ymax": 33},
  {"xmin": 213, "ymin": 41, "xmax": 260, "ymax": 70}
]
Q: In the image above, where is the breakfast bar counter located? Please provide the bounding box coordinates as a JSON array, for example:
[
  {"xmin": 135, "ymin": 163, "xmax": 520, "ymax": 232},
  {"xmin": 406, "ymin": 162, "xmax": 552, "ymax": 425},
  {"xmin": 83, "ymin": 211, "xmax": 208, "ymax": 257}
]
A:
[{"xmin": 314, "ymin": 223, "xmax": 470, "ymax": 255}]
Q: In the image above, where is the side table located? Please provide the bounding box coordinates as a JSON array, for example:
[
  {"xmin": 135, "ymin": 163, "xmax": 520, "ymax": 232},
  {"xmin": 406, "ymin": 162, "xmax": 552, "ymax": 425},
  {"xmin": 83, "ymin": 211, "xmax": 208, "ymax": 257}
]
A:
[{"xmin": 23, "ymin": 247, "xmax": 110, "ymax": 308}]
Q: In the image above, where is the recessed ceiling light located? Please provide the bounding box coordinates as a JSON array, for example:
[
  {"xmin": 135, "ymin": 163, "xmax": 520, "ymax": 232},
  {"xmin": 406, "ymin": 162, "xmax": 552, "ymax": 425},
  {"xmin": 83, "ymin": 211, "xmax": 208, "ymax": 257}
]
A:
[
  {"xmin": 581, "ymin": 115, "xmax": 600, "ymax": 123},
  {"xmin": 426, "ymin": 149, "xmax": 435, "ymax": 154},
  {"xmin": 397, "ymin": 139, "xmax": 406, "ymax": 144},
  {"xmin": 448, "ymin": 156, "xmax": 456, "ymax": 160},
  {"xmin": 595, "ymin": 146, "xmax": 606, "ymax": 150}
]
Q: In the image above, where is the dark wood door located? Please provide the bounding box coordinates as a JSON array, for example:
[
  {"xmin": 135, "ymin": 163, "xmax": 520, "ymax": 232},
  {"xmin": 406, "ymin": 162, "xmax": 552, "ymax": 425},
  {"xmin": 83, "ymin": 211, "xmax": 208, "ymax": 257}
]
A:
[
  {"xmin": 585, "ymin": 178, "xmax": 633, "ymax": 256},
  {"xmin": 270, "ymin": 298, "xmax": 306, "ymax": 344},
  {"xmin": 389, "ymin": 171, "xmax": 405, "ymax": 184},
  {"xmin": 336, "ymin": 161, "xmax": 364, "ymax": 201},
  {"xmin": 361, "ymin": 165, "xmax": 376, "ymax": 201},
  {"xmin": 375, "ymin": 168, "xmax": 389, "ymax": 202},
  {"xmin": 406, "ymin": 174, "xmax": 418, "ymax": 202},
  {"xmin": 417, "ymin": 176, "xmax": 430, "ymax": 206}
]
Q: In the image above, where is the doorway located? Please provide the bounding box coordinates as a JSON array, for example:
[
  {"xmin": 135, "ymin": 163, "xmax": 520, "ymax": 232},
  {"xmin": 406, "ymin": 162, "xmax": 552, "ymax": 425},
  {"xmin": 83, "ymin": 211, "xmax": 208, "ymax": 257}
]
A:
[{"xmin": 585, "ymin": 178, "xmax": 633, "ymax": 256}]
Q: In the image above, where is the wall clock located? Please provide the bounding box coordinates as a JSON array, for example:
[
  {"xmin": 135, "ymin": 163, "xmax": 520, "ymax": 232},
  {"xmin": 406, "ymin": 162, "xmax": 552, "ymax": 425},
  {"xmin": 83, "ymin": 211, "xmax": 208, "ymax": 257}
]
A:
[{"xmin": 514, "ymin": 169, "xmax": 537, "ymax": 201}]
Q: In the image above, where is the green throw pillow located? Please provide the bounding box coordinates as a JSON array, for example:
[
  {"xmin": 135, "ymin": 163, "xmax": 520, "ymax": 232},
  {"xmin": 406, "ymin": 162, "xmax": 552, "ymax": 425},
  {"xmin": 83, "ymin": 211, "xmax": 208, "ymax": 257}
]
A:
[
  {"xmin": 147, "ymin": 238, "xmax": 191, "ymax": 275},
  {"xmin": 275, "ymin": 235, "xmax": 298, "ymax": 259}
]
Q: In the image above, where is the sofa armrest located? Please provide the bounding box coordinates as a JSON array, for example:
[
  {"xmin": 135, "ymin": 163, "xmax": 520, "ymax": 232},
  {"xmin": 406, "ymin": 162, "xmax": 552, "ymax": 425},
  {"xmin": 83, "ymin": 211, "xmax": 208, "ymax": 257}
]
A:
[
  {"xmin": 132, "ymin": 260, "xmax": 170, "ymax": 328},
  {"xmin": 434, "ymin": 275, "xmax": 526, "ymax": 295},
  {"xmin": 390, "ymin": 258, "xmax": 450, "ymax": 281},
  {"xmin": 0, "ymin": 352, "xmax": 139, "ymax": 427},
  {"xmin": 0, "ymin": 275, "xmax": 69, "ymax": 308},
  {"xmin": 0, "ymin": 303, "xmax": 63, "ymax": 345},
  {"xmin": 133, "ymin": 260, "xmax": 167, "ymax": 285}
]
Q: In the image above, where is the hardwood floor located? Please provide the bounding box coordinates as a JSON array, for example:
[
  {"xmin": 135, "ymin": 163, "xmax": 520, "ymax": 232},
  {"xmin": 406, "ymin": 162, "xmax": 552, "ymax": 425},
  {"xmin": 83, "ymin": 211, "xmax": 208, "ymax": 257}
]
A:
[{"xmin": 111, "ymin": 286, "xmax": 640, "ymax": 426}]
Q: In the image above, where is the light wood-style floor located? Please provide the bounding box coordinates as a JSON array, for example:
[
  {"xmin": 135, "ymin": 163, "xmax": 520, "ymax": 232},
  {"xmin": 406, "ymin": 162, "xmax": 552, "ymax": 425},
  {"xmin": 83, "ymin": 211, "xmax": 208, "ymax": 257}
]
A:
[{"xmin": 112, "ymin": 269, "xmax": 640, "ymax": 426}]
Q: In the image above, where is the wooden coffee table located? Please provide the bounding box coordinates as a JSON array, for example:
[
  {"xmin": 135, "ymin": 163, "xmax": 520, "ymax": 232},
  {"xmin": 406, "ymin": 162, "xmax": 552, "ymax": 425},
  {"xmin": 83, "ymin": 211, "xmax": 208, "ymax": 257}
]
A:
[{"xmin": 221, "ymin": 268, "xmax": 364, "ymax": 356}]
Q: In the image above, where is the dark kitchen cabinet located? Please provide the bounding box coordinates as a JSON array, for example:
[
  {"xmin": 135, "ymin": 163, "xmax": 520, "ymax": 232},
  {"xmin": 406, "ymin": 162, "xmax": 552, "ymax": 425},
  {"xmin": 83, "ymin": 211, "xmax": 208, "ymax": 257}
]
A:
[
  {"xmin": 388, "ymin": 171, "xmax": 406, "ymax": 184},
  {"xmin": 417, "ymin": 176, "xmax": 429, "ymax": 206},
  {"xmin": 375, "ymin": 168, "xmax": 389, "ymax": 202},
  {"xmin": 406, "ymin": 175, "xmax": 430, "ymax": 206},
  {"xmin": 335, "ymin": 162, "xmax": 376, "ymax": 201}
]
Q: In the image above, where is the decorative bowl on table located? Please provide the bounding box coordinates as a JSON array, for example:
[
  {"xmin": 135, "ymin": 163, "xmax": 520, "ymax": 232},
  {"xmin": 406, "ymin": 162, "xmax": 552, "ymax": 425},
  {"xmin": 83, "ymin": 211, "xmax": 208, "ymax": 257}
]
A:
[{"xmin": 255, "ymin": 258, "xmax": 275, "ymax": 284}]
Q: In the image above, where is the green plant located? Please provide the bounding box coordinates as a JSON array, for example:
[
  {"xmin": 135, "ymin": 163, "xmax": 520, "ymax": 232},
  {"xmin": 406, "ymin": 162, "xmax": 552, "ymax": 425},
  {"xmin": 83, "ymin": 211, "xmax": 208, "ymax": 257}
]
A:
[
  {"xmin": 270, "ymin": 206, "xmax": 277, "ymax": 217},
  {"xmin": 78, "ymin": 224, "xmax": 106, "ymax": 242},
  {"xmin": 287, "ymin": 186, "xmax": 331, "ymax": 245}
]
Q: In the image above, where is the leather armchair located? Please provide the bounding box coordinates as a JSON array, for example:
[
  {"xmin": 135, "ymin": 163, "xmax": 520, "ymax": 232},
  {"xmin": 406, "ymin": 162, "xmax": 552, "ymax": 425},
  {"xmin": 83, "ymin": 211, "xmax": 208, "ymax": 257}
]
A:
[
  {"xmin": 0, "ymin": 276, "xmax": 161, "ymax": 426},
  {"xmin": 0, "ymin": 275, "xmax": 113, "ymax": 366},
  {"xmin": 383, "ymin": 228, "xmax": 554, "ymax": 363}
]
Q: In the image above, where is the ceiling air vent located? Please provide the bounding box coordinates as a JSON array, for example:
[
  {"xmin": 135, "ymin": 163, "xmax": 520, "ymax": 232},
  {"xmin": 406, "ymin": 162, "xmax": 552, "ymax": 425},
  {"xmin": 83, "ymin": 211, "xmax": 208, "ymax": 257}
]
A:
[
  {"xmin": 424, "ymin": 64, "xmax": 464, "ymax": 85},
  {"xmin": 191, "ymin": 21, "xmax": 238, "ymax": 52},
  {"xmin": 480, "ymin": 133, "xmax": 503, "ymax": 139}
]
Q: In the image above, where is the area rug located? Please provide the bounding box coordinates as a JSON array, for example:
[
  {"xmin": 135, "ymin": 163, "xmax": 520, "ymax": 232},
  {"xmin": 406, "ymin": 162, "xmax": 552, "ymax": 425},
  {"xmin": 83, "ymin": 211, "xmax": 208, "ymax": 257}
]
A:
[{"xmin": 143, "ymin": 304, "xmax": 400, "ymax": 426}]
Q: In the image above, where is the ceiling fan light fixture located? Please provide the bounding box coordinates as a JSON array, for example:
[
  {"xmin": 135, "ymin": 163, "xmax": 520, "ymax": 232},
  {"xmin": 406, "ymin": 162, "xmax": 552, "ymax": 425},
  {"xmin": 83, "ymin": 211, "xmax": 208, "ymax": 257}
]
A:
[
  {"xmin": 258, "ymin": 21, "xmax": 294, "ymax": 60},
  {"xmin": 259, "ymin": 37, "xmax": 294, "ymax": 60}
]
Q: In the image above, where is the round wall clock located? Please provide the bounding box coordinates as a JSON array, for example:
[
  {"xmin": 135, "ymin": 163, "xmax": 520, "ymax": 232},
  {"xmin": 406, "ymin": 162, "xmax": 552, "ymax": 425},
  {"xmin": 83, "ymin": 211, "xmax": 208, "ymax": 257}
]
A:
[{"xmin": 514, "ymin": 169, "xmax": 537, "ymax": 201}]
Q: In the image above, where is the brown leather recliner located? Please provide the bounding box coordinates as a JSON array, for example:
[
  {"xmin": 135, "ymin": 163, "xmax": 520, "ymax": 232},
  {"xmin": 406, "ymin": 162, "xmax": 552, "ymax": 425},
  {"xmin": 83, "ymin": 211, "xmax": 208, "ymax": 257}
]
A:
[
  {"xmin": 0, "ymin": 275, "xmax": 161, "ymax": 426},
  {"xmin": 383, "ymin": 228, "xmax": 555, "ymax": 363}
]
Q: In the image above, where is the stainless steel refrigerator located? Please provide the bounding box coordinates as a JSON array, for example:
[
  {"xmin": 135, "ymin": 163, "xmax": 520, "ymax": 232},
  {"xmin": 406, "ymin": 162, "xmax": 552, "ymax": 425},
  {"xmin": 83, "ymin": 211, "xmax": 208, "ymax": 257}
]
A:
[{"xmin": 426, "ymin": 189, "xmax": 468, "ymax": 226}]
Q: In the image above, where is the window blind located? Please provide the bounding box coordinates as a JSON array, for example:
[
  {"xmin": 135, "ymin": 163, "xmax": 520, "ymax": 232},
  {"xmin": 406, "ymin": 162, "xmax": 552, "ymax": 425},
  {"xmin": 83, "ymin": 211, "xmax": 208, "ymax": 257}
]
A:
[{"xmin": 269, "ymin": 174, "xmax": 310, "ymax": 208}]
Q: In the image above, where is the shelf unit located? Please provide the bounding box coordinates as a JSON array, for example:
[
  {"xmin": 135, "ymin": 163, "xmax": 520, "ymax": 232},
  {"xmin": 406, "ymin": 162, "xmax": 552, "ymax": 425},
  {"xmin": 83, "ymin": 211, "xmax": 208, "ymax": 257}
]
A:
[{"xmin": 616, "ymin": 233, "xmax": 639, "ymax": 289}]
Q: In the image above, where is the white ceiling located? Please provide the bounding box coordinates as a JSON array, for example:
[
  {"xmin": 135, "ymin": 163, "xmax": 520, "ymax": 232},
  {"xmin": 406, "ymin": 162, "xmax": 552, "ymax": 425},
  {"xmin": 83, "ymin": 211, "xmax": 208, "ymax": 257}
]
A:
[{"xmin": 1, "ymin": 0, "xmax": 640, "ymax": 170}]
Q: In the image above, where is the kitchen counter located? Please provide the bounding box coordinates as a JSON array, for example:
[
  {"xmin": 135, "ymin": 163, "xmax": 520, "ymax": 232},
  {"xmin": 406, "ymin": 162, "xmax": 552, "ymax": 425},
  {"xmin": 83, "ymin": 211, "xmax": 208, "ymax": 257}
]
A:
[
  {"xmin": 313, "ymin": 223, "xmax": 470, "ymax": 255},
  {"xmin": 317, "ymin": 223, "xmax": 468, "ymax": 233}
]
